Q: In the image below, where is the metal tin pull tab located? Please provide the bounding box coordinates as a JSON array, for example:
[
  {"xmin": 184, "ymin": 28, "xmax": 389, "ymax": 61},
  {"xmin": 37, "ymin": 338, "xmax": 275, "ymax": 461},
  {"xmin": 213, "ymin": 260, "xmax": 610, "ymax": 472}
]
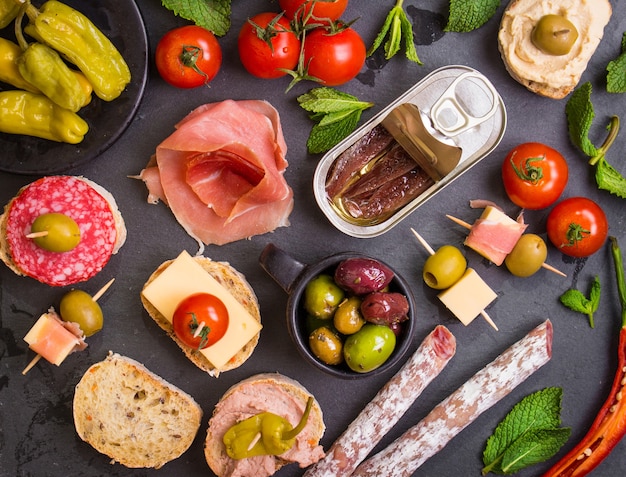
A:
[{"xmin": 429, "ymin": 71, "xmax": 500, "ymax": 136}]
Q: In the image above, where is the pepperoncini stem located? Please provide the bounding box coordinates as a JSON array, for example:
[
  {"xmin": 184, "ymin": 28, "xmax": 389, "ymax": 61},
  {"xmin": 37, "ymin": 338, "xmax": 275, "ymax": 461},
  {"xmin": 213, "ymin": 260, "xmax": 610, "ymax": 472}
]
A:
[{"xmin": 283, "ymin": 396, "xmax": 314, "ymax": 441}]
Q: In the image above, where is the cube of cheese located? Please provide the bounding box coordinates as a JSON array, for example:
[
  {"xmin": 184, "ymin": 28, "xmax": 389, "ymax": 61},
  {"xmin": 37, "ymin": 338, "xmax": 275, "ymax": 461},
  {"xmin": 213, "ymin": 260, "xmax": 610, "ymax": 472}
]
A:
[
  {"xmin": 464, "ymin": 206, "xmax": 527, "ymax": 265},
  {"xmin": 24, "ymin": 312, "xmax": 82, "ymax": 366},
  {"xmin": 437, "ymin": 268, "xmax": 497, "ymax": 325},
  {"xmin": 141, "ymin": 251, "xmax": 262, "ymax": 370}
]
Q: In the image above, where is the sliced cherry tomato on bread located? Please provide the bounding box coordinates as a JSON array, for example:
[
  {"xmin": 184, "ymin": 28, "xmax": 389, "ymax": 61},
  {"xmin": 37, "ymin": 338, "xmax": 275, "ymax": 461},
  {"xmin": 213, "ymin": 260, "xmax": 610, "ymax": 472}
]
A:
[{"xmin": 172, "ymin": 293, "xmax": 229, "ymax": 349}]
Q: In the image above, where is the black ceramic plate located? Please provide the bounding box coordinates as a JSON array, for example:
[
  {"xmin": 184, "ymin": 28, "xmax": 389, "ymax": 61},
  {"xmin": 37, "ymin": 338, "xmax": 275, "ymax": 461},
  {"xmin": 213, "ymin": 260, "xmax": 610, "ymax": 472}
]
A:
[{"xmin": 0, "ymin": 0, "xmax": 148, "ymax": 175}]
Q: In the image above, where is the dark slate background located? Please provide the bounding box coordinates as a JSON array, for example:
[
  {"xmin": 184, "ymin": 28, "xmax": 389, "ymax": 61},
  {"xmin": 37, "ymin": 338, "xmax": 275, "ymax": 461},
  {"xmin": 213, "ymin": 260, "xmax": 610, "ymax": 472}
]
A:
[{"xmin": 1, "ymin": 1, "xmax": 625, "ymax": 476}]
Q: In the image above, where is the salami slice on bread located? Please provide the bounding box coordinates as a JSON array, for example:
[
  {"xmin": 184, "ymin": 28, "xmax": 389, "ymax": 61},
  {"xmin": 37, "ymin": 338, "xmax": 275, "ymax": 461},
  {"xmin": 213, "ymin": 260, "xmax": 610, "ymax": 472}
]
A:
[
  {"xmin": 73, "ymin": 352, "xmax": 202, "ymax": 469},
  {"xmin": 205, "ymin": 373, "xmax": 325, "ymax": 477},
  {"xmin": 140, "ymin": 255, "xmax": 261, "ymax": 377},
  {"xmin": 0, "ymin": 176, "xmax": 126, "ymax": 286}
]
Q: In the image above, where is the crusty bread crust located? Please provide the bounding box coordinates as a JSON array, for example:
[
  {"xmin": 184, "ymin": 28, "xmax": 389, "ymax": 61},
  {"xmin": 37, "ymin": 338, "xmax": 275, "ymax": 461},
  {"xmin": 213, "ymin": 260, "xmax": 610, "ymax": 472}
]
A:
[
  {"xmin": 204, "ymin": 373, "xmax": 325, "ymax": 477},
  {"xmin": 498, "ymin": 0, "xmax": 612, "ymax": 99},
  {"xmin": 0, "ymin": 176, "xmax": 127, "ymax": 278},
  {"xmin": 140, "ymin": 256, "xmax": 261, "ymax": 377},
  {"xmin": 73, "ymin": 352, "xmax": 202, "ymax": 469}
]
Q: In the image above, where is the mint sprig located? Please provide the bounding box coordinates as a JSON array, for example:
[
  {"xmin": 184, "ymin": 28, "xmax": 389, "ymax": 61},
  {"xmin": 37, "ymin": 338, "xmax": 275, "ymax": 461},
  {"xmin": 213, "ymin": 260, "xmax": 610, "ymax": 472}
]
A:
[
  {"xmin": 607, "ymin": 32, "xmax": 626, "ymax": 93},
  {"xmin": 482, "ymin": 387, "xmax": 570, "ymax": 475},
  {"xmin": 161, "ymin": 0, "xmax": 232, "ymax": 36},
  {"xmin": 445, "ymin": 0, "xmax": 500, "ymax": 33},
  {"xmin": 559, "ymin": 276, "xmax": 601, "ymax": 328},
  {"xmin": 566, "ymin": 82, "xmax": 626, "ymax": 198},
  {"xmin": 368, "ymin": 0, "xmax": 421, "ymax": 64},
  {"xmin": 297, "ymin": 87, "xmax": 374, "ymax": 154}
]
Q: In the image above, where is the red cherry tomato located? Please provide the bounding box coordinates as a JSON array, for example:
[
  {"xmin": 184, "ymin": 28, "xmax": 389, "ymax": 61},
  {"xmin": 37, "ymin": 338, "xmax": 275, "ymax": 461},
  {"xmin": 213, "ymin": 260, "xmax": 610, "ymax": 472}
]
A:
[
  {"xmin": 172, "ymin": 293, "xmax": 229, "ymax": 349},
  {"xmin": 546, "ymin": 197, "xmax": 608, "ymax": 257},
  {"xmin": 155, "ymin": 26, "xmax": 222, "ymax": 88},
  {"xmin": 238, "ymin": 12, "xmax": 301, "ymax": 79},
  {"xmin": 303, "ymin": 26, "xmax": 366, "ymax": 86},
  {"xmin": 279, "ymin": 0, "xmax": 348, "ymax": 24},
  {"xmin": 501, "ymin": 142, "xmax": 568, "ymax": 210}
]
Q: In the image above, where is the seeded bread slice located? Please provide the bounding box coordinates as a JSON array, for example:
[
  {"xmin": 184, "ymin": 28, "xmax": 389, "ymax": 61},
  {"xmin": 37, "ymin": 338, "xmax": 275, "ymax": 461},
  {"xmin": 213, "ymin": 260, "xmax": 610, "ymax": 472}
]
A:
[
  {"xmin": 73, "ymin": 352, "xmax": 202, "ymax": 469},
  {"xmin": 140, "ymin": 256, "xmax": 261, "ymax": 377}
]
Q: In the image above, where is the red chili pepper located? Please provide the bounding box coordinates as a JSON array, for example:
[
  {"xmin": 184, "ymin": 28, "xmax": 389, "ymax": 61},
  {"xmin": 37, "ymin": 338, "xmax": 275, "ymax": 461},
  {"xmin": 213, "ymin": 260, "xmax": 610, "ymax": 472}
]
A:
[{"xmin": 542, "ymin": 236, "xmax": 626, "ymax": 477}]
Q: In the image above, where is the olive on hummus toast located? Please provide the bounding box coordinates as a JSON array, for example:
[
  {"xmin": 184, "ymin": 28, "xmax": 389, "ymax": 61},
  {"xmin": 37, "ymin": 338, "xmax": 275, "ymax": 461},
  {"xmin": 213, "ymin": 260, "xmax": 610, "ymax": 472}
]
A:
[
  {"xmin": 498, "ymin": 0, "xmax": 612, "ymax": 99},
  {"xmin": 73, "ymin": 352, "xmax": 202, "ymax": 469}
]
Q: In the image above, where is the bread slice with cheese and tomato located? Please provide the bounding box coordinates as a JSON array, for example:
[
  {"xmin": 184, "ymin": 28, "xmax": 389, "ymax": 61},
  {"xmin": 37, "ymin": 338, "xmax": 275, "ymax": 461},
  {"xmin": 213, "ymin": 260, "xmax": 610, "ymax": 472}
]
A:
[
  {"xmin": 140, "ymin": 251, "xmax": 262, "ymax": 377},
  {"xmin": 73, "ymin": 352, "xmax": 202, "ymax": 469}
]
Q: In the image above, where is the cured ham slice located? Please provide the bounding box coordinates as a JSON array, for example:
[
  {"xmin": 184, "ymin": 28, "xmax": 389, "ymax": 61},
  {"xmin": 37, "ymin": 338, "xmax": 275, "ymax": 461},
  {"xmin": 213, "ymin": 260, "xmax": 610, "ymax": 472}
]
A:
[
  {"xmin": 138, "ymin": 100, "xmax": 293, "ymax": 250},
  {"xmin": 464, "ymin": 206, "xmax": 527, "ymax": 265}
]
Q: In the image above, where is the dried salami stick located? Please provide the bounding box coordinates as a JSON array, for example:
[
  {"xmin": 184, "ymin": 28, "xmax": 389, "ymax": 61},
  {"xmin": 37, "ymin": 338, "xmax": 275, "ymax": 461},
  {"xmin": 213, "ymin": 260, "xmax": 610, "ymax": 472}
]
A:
[
  {"xmin": 304, "ymin": 325, "xmax": 456, "ymax": 477},
  {"xmin": 352, "ymin": 319, "xmax": 553, "ymax": 477}
]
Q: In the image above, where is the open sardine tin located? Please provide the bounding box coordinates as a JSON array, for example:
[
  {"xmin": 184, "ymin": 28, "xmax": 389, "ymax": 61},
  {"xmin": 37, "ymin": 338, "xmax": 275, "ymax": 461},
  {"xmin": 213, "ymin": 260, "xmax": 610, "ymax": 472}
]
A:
[{"xmin": 314, "ymin": 65, "xmax": 507, "ymax": 238}]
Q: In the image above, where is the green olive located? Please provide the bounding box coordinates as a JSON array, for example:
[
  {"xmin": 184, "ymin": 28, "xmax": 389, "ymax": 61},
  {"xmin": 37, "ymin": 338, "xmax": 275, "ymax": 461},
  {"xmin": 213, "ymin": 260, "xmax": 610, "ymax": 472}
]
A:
[
  {"xmin": 30, "ymin": 213, "xmax": 81, "ymax": 253},
  {"xmin": 333, "ymin": 296, "xmax": 366, "ymax": 335},
  {"xmin": 59, "ymin": 289, "xmax": 103, "ymax": 337},
  {"xmin": 505, "ymin": 234, "xmax": 548, "ymax": 277},
  {"xmin": 303, "ymin": 274, "xmax": 345, "ymax": 319},
  {"xmin": 422, "ymin": 245, "xmax": 467, "ymax": 289},
  {"xmin": 343, "ymin": 324, "xmax": 396, "ymax": 373},
  {"xmin": 531, "ymin": 14, "xmax": 579, "ymax": 56},
  {"xmin": 309, "ymin": 326, "xmax": 343, "ymax": 365}
]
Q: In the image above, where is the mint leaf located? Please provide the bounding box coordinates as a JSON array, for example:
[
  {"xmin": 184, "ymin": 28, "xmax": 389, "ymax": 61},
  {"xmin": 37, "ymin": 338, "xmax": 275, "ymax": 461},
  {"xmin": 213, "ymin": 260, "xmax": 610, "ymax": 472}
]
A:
[
  {"xmin": 596, "ymin": 158, "xmax": 626, "ymax": 199},
  {"xmin": 307, "ymin": 110, "xmax": 361, "ymax": 154},
  {"xmin": 565, "ymin": 82, "xmax": 598, "ymax": 157},
  {"xmin": 161, "ymin": 0, "xmax": 231, "ymax": 36},
  {"xmin": 500, "ymin": 428, "xmax": 571, "ymax": 474},
  {"xmin": 298, "ymin": 88, "xmax": 374, "ymax": 154},
  {"xmin": 445, "ymin": 0, "xmax": 500, "ymax": 33},
  {"xmin": 368, "ymin": 0, "xmax": 421, "ymax": 64},
  {"xmin": 559, "ymin": 276, "xmax": 601, "ymax": 328},
  {"xmin": 482, "ymin": 388, "xmax": 569, "ymax": 475},
  {"xmin": 566, "ymin": 85, "xmax": 626, "ymax": 198},
  {"xmin": 607, "ymin": 32, "xmax": 626, "ymax": 93}
]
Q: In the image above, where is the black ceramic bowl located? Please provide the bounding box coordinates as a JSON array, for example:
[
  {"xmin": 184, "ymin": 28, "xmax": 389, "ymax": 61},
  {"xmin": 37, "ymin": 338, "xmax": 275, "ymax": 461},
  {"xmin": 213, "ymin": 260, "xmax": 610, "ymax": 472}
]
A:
[{"xmin": 259, "ymin": 243, "xmax": 417, "ymax": 379}]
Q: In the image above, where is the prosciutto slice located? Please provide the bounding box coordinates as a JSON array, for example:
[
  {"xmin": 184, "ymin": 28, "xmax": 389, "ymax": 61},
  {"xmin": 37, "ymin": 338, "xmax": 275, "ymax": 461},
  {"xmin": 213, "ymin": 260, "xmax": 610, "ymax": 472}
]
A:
[{"xmin": 138, "ymin": 100, "xmax": 293, "ymax": 250}]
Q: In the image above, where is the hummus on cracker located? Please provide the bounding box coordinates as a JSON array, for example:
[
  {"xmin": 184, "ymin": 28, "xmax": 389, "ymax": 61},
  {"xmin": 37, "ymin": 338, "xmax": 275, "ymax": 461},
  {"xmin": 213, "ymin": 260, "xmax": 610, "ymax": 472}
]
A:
[{"xmin": 498, "ymin": 0, "xmax": 612, "ymax": 99}]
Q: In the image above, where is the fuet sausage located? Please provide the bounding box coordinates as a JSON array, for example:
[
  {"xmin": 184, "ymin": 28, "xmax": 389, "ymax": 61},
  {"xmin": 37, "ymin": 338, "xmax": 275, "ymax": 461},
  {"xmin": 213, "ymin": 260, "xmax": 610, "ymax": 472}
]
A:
[
  {"xmin": 303, "ymin": 325, "xmax": 456, "ymax": 477},
  {"xmin": 352, "ymin": 319, "xmax": 553, "ymax": 477}
]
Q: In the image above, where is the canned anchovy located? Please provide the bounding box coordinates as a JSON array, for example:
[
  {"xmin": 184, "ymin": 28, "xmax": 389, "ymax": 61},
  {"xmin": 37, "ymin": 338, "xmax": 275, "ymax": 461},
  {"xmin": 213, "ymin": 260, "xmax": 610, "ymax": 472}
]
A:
[{"xmin": 313, "ymin": 65, "xmax": 507, "ymax": 238}]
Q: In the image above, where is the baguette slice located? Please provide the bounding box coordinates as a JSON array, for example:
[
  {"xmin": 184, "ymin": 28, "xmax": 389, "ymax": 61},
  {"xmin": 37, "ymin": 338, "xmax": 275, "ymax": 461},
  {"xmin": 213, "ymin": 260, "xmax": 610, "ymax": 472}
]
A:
[
  {"xmin": 498, "ymin": 0, "xmax": 612, "ymax": 99},
  {"xmin": 140, "ymin": 256, "xmax": 261, "ymax": 377},
  {"xmin": 205, "ymin": 373, "xmax": 326, "ymax": 477},
  {"xmin": 73, "ymin": 352, "xmax": 202, "ymax": 469}
]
